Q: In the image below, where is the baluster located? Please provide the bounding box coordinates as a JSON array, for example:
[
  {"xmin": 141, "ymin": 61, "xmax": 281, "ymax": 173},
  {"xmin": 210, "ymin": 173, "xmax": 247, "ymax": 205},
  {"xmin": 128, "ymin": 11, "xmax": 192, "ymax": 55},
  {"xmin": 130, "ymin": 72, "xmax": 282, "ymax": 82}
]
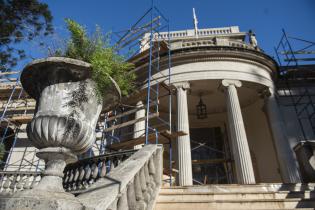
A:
[
  {"xmin": 117, "ymin": 156, "xmax": 122, "ymax": 165},
  {"xmin": 144, "ymin": 162, "xmax": 153, "ymax": 197},
  {"xmin": 67, "ymin": 169, "xmax": 75, "ymax": 191},
  {"xmin": 63, "ymin": 169, "xmax": 70, "ymax": 190},
  {"xmin": 111, "ymin": 158, "xmax": 116, "ymax": 170},
  {"xmin": 140, "ymin": 167, "xmax": 149, "ymax": 204},
  {"xmin": 0, "ymin": 174, "xmax": 5, "ymax": 192},
  {"xmin": 23, "ymin": 174, "xmax": 31, "ymax": 190},
  {"xmin": 117, "ymin": 190, "xmax": 128, "ymax": 210},
  {"xmin": 148, "ymin": 157, "xmax": 156, "ymax": 189},
  {"xmin": 77, "ymin": 165, "xmax": 85, "ymax": 190},
  {"xmin": 100, "ymin": 159, "xmax": 107, "ymax": 177},
  {"xmin": 91, "ymin": 162, "xmax": 98, "ymax": 182},
  {"xmin": 3, "ymin": 174, "xmax": 11, "ymax": 192},
  {"xmin": 73, "ymin": 167, "xmax": 81, "ymax": 190},
  {"xmin": 108, "ymin": 198, "xmax": 118, "ymax": 210},
  {"xmin": 134, "ymin": 173, "xmax": 146, "ymax": 210},
  {"xmin": 30, "ymin": 174, "xmax": 38, "ymax": 189},
  {"xmin": 127, "ymin": 180, "xmax": 137, "ymax": 210},
  {"xmin": 153, "ymin": 150, "xmax": 162, "ymax": 186},
  {"xmin": 9, "ymin": 174, "xmax": 18, "ymax": 192},
  {"xmin": 84, "ymin": 163, "xmax": 92, "ymax": 187},
  {"xmin": 16, "ymin": 174, "xmax": 25, "ymax": 191}
]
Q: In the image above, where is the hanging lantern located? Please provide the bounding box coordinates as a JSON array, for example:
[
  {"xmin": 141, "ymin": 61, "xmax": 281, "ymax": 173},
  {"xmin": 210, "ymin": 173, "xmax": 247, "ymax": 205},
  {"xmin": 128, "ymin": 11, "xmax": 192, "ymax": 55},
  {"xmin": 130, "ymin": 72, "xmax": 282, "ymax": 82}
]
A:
[{"xmin": 196, "ymin": 94, "xmax": 207, "ymax": 119}]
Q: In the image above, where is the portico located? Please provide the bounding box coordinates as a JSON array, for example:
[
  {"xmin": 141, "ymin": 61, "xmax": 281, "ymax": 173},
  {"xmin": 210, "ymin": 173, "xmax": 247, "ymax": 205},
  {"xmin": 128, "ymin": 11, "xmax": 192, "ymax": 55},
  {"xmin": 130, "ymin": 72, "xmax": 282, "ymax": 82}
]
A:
[
  {"xmin": 169, "ymin": 77, "xmax": 301, "ymax": 186},
  {"xmin": 132, "ymin": 25, "xmax": 303, "ymax": 186}
]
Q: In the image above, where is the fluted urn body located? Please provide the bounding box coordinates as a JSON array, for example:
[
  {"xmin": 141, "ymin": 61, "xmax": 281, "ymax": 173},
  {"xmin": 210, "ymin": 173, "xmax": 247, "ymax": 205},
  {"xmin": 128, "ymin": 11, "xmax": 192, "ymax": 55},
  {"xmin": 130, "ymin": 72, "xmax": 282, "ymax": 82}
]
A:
[
  {"xmin": 20, "ymin": 57, "xmax": 120, "ymax": 192},
  {"xmin": 27, "ymin": 80, "xmax": 100, "ymax": 154}
]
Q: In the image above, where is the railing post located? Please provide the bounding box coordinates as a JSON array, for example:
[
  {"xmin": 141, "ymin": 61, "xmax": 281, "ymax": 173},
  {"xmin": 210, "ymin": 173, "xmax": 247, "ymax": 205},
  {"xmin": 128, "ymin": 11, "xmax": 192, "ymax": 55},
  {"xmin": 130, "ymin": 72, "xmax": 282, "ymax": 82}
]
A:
[
  {"xmin": 127, "ymin": 180, "xmax": 137, "ymax": 210},
  {"xmin": 134, "ymin": 172, "xmax": 146, "ymax": 210},
  {"xmin": 117, "ymin": 189, "xmax": 128, "ymax": 210}
]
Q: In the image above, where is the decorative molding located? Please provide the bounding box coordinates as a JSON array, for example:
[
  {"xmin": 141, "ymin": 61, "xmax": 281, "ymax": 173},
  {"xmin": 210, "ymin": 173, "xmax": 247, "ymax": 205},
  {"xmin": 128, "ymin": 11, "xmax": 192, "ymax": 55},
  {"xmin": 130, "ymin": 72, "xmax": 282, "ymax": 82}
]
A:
[
  {"xmin": 173, "ymin": 82, "xmax": 190, "ymax": 90},
  {"xmin": 222, "ymin": 79, "xmax": 242, "ymax": 88}
]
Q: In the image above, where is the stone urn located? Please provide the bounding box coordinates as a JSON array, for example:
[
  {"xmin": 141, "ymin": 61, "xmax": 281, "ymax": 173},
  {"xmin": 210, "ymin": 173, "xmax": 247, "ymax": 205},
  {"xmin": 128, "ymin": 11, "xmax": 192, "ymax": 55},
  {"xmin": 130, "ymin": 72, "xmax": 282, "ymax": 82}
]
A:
[{"xmin": 5, "ymin": 57, "xmax": 120, "ymax": 209}]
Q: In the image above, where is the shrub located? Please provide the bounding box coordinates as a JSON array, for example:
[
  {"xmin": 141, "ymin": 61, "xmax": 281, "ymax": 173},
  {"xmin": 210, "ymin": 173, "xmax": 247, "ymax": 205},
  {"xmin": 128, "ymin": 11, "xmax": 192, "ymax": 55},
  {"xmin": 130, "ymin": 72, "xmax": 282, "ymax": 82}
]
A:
[{"xmin": 54, "ymin": 19, "xmax": 135, "ymax": 98}]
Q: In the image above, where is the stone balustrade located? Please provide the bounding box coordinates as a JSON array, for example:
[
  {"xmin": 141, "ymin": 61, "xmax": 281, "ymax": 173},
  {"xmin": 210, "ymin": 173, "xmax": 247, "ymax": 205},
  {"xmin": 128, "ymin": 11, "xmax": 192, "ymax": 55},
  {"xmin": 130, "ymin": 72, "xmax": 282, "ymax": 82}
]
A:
[
  {"xmin": 77, "ymin": 144, "xmax": 163, "ymax": 210},
  {"xmin": 63, "ymin": 149, "xmax": 137, "ymax": 193},
  {"xmin": 0, "ymin": 171, "xmax": 41, "ymax": 194},
  {"xmin": 154, "ymin": 26, "xmax": 240, "ymax": 39},
  {"xmin": 0, "ymin": 145, "xmax": 163, "ymax": 210}
]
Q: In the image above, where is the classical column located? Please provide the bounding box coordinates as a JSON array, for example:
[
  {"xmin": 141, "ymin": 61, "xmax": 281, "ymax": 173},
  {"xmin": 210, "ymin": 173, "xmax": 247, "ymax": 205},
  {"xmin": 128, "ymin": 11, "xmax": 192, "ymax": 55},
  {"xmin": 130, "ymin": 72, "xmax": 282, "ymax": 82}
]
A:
[
  {"xmin": 262, "ymin": 88, "xmax": 301, "ymax": 183},
  {"xmin": 133, "ymin": 101, "xmax": 146, "ymax": 149},
  {"xmin": 175, "ymin": 82, "xmax": 193, "ymax": 186},
  {"xmin": 222, "ymin": 80, "xmax": 256, "ymax": 184}
]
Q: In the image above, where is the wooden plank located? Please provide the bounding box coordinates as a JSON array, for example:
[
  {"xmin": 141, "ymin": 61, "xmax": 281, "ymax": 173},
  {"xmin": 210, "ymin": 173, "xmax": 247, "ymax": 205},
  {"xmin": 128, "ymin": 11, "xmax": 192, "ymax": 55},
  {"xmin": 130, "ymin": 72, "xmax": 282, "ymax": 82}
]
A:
[
  {"xmin": 108, "ymin": 132, "xmax": 157, "ymax": 150},
  {"xmin": 160, "ymin": 130, "xmax": 187, "ymax": 140},
  {"xmin": 284, "ymin": 58, "xmax": 315, "ymax": 62},
  {"xmin": 115, "ymin": 16, "xmax": 160, "ymax": 50},
  {"xmin": 281, "ymin": 50, "xmax": 315, "ymax": 55},
  {"xmin": 107, "ymin": 130, "xmax": 187, "ymax": 150},
  {"xmin": 191, "ymin": 159, "xmax": 230, "ymax": 165},
  {"xmin": 0, "ymin": 105, "xmax": 35, "ymax": 112},
  {"xmin": 8, "ymin": 115, "xmax": 33, "ymax": 124},
  {"xmin": 104, "ymin": 112, "xmax": 159, "ymax": 133},
  {"xmin": 160, "ymin": 81, "xmax": 172, "ymax": 92},
  {"xmin": 0, "ymin": 71, "xmax": 20, "ymax": 76},
  {"xmin": 0, "ymin": 77, "xmax": 17, "ymax": 82},
  {"xmin": 106, "ymin": 102, "xmax": 157, "ymax": 122}
]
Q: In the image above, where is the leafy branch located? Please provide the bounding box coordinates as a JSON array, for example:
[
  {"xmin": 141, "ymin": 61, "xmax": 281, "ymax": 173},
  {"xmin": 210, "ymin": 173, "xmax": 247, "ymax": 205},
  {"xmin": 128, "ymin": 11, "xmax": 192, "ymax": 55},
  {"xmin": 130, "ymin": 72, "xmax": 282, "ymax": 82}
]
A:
[{"xmin": 53, "ymin": 19, "xmax": 135, "ymax": 99}]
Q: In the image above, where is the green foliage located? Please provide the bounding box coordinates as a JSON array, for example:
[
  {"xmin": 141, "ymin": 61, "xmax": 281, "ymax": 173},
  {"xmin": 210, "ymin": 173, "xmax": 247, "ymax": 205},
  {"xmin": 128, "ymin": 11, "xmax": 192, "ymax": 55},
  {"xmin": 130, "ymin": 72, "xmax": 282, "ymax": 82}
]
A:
[
  {"xmin": 0, "ymin": 143, "xmax": 5, "ymax": 161},
  {"xmin": 60, "ymin": 19, "xmax": 135, "ymax": 98},
  {"xmin": 0, "ymin": 0, "xmax": 53, "ymax": 71}
]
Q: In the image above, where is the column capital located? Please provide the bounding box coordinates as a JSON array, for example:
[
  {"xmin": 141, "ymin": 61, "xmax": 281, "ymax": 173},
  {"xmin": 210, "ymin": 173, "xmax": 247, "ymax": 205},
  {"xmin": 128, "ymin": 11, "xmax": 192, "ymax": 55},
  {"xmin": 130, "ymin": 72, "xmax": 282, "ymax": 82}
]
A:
[
  {"xmin": 222, "ymin": 79, "xmax": 242, "ymax": 88},
  {"xmin": 258, "ymin": 87, "xmax": 274, "ymax": 100},
  {"xmin": 173, "ymin": 82, "xmax": 190, "ymax": 90}
]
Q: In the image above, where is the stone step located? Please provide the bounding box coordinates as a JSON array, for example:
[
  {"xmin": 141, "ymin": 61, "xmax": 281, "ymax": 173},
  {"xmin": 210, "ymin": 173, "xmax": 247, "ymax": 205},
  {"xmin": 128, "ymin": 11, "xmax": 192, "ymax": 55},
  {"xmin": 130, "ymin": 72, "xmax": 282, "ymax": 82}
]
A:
[
  {"xmin": 155, "ymin": 198, "xmax": 315, "ymax": 210},
  {"xmin": 157, "ymin": 191, "xmax": 315, "ymax": 201},
  {"xmin": 160, "ymin": 183, "xmax": 315, "ymax": 193}
]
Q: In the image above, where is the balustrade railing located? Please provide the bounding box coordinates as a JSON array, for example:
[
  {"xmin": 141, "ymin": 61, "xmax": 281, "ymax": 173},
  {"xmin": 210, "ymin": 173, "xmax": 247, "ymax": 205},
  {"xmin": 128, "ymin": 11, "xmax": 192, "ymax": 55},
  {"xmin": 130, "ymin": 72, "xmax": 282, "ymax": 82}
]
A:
[
  {"xmin": 77, "ymin": 144, "xmax": 163, "ymax": 210},
  {"xmin": 63, "ymin": 149, "xmax": 137, "ymax": 193},
  {"xmin": 0, "ymin": 145, "xmax": 163, "ymax": 210},
  {"xmin": 0, "ymin": 171, "xmax": 41, "ymax": 194}
]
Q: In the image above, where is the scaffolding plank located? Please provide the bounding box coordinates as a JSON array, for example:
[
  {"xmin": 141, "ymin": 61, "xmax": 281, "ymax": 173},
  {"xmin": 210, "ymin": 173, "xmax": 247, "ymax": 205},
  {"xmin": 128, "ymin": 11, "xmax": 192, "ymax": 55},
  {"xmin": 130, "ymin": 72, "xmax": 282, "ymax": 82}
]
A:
[
  {"xmin": 284, "ymin": 58, "xmax": 315, "ymax": 62},
  {"xmin": 160, "ymin": 130, "xmax": 187, "ymax": 140},
  {"xmin": 281, "ymin": 50, "xmax": 315, "ymax": 55},
  {"xmin": 106, "ymin": 102, "xmax": 157, "ymax": 122},
  {"xmin": 8, "ymin": 115, "xmax": 33, "ymax": 124},
  {"xmin": 0, "ymin": 106, "xmax": 35, "ymax": 112},
  {"xmin": 0, "ymin": 71, "xmax": 20, "ymax": 76},
  {"xmin": 192, "ymin": 159, "xmax": 230, "ymax": 165},
  {"xmin": 104, "ymin": 112, "xmax": 159, "ymax": 133},
  {"xmin": 107, "ymin": 130, "xmax": 187, "ymax": 150}
]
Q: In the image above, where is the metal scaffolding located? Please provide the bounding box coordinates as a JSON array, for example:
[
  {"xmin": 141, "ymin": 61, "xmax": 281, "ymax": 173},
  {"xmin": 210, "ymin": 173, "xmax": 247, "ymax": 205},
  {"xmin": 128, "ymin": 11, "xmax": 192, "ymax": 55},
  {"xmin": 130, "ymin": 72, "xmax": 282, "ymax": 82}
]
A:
[
  {"xmin": 0, "ymin": 71, "xmax": 43, "ymax": 171},
  {"xmin": 1, "ymin": 2, "xmax": 176, "ymax": 185},
  {"xmin": 275, "ymin": 29, "xmax": 315, "ymax": 140},
  {"xmin": 97, "ymin": 2, "xmax": 175, "ymax": 184}
]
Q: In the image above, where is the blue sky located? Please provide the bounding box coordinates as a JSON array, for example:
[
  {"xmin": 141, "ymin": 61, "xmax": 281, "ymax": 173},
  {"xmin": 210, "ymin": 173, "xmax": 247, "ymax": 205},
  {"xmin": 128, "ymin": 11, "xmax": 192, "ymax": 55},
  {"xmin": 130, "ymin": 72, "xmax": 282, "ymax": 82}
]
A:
[{"xmin": 14, "ymin": 0, "xmax": 315, "ymax": 70}]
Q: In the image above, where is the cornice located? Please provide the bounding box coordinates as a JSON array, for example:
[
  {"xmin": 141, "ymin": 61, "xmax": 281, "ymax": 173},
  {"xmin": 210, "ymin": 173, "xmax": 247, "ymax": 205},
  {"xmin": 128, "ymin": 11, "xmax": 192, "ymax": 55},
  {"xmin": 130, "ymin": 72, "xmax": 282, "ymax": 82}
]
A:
[{"xmin": 133, "ymin": 46, "xmax": 278, "ymax": 77}]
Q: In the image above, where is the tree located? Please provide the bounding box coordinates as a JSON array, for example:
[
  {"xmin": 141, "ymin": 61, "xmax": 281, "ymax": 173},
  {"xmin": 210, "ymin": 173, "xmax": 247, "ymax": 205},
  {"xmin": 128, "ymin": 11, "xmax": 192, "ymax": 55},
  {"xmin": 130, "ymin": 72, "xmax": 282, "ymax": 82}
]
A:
[{"xmin": 0, "ymin": 0, "xmax": 53, "ymax": 72}]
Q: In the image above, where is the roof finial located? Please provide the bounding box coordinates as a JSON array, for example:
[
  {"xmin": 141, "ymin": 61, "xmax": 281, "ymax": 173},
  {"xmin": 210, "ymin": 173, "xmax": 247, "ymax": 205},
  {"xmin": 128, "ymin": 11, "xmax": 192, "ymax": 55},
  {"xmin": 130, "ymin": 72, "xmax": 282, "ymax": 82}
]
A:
[{"xmin": 193, "ymin": 8, "xmax": 198, "ymax": 37}]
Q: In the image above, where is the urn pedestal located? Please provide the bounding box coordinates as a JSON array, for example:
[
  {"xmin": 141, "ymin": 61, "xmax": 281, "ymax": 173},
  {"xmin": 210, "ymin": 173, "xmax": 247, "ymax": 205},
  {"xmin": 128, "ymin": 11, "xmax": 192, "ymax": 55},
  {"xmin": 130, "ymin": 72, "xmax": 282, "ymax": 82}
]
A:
[{"xmin": 3, "ymin": 57, "xmax": 120, "ymax": 209}]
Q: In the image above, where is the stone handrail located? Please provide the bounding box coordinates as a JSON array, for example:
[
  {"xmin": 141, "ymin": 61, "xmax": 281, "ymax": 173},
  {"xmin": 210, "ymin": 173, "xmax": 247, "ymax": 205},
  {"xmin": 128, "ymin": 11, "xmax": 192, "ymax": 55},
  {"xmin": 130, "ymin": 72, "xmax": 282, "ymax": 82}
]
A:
[
  {"xmin": 0, "ymin": 171, "xmax": 41, "ymax": 194},
  {"xmin": 63, "ymin": 149, "xmax": 137, "ymax": 193},
  {"xmin": 77, "ymin": 144, "xmax": 163, "ymax": 210}
]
